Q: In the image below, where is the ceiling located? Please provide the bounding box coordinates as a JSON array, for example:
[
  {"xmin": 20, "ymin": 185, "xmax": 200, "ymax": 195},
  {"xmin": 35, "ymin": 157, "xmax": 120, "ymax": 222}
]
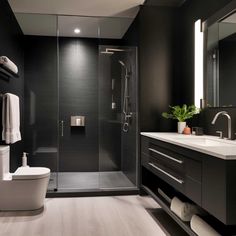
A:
[
  {"xmin": 9, "ymin": 0, "xmax": 185, "ymax": 38},
  {"xmin": 9, "ymin": 0, "xmax": 144, "ymax": 38},
  {"xmin": 8, "ymin": 0, "xmax": 144, "ymax": 18},
  {"xmin": 14, "ymin": 13, "xmax": 133, "ymax": 38}
]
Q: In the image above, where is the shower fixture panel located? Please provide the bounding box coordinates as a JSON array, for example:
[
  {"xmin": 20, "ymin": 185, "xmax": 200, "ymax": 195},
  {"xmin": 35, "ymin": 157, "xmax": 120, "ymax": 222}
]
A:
[{"xmin": 119, "ymin": 60, "xmax": 132, "ymax": 132}]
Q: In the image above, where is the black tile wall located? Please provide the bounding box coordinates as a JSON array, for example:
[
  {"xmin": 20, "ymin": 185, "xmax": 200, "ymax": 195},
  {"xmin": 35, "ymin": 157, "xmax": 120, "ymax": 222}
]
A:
[
  {"xmin": 24, "ymin": 36, "xmax": 58, "ymax": 171},
  {"xmin": 24, "ymin": 36, "xmax": 130, "ymax": 173},
  {"xmin": 99, "ymin": 51, "xmax": 122, "ymax": 172},
  {"xmin": 179, "ymin": 0, "xmax": 233, "ymax": 105},
  {"xmin": 59, "ymin": 37, "xmax": 99, "ymax": 172},
  {"xmin": 0, "ymin": 0, "xmax": 24, "ymax": 171},
  {"xmin": 123, "ymin": 5, "xmax": 179, "ymax": 132},
  {"xmin": 178, "ymin": 0, "xmax": 236, "ymax": 136}
]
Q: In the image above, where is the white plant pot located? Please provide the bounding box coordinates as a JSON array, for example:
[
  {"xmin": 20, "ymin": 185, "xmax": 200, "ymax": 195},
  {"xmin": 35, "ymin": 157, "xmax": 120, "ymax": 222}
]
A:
[{"xmin": 177, "ymin": 122, "xmax": 186, "ymax": 134}]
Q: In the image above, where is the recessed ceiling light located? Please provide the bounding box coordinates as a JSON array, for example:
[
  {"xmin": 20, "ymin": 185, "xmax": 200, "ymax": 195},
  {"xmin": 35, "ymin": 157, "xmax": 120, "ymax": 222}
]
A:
[{"xmin": 74, "ymin": 28, "xmax": 81, "ymax": 34}]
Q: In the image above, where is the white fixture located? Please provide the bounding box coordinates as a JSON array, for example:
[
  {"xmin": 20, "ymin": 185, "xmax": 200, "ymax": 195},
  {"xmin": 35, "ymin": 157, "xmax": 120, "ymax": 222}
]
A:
[
  {"xmin": 141, "ymin": 132, "xmax": 236, "ymax": 160},
  {"xmin": 0, "ymin": 146, "xmax": 50, "ymax": 211},
  {"xmin": 194, "ymin": 19, "xmax": 204, "ymax": 108},
  {"xmin": 74, "ymin": 28, "xmax": 81, "ymax": 34}
]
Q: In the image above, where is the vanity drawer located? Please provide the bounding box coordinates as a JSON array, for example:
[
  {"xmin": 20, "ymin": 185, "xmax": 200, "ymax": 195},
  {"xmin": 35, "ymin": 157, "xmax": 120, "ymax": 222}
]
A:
[
  {"xmin": 185, "ymin": 177, "xmax": 201, "ymax": 205},
  {"xmin": 141, "ymin": 136, "xmax": 184, "ymax": 173},
  {"xmin": 185, "ymin": 158, "xmax": 201, "ymax": 183},
  {"xmin": 147, "ymin": 159, "xmax": 185, "ymax": 193},
  {"xmin": 148, "ymin": 144, "xmax": 184, "ymax": 173},
  {"xmin": 141, "ymin": 135, "xmax": 202, "ymax": 204},
  {"xmin": 141, "ymin": 136, "xmax": 149, "ymax": 155},
  {"xmin": 146, "ymin": 159, "xmax": 201, "ymax": 203}
]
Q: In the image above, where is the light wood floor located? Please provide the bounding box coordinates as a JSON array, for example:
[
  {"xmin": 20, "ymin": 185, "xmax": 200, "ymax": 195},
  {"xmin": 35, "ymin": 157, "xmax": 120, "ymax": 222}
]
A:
[{"xmin": 0, "ymin": 195, "xmax": 187, "ymax": 236}]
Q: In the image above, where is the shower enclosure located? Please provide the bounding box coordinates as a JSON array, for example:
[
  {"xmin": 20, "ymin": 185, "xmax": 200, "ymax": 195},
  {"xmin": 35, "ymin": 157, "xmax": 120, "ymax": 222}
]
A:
[
  {"xmin": 22, "ymin": 14, "xmax": 138, "ymax": 193},
  {"xmin": 99, "ymin": 45, "xmax": 138, "ymax": 189}
]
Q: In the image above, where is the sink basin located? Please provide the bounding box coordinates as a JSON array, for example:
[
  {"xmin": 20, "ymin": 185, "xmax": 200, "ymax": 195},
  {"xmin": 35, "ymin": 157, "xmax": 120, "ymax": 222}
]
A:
[
  {"xmin": 175, "ymin": 137, "xmax": 235, "ymax": 147},
  {"xmin": 141, "ymin": 133, "xmax": 236, "ymax": 159}
]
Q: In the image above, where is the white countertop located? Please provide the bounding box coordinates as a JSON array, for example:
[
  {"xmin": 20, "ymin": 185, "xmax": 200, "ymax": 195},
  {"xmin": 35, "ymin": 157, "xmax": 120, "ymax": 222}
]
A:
[{"xmin": 141, "ymin": 132, "xmax": 236, "ymax": 160}]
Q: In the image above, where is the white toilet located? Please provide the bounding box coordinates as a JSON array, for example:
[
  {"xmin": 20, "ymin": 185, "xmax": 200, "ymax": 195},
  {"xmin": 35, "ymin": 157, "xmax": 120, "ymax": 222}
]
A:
[{"xmin": 0, "ymin": 145, "xmax": 50, "ymax": 211}]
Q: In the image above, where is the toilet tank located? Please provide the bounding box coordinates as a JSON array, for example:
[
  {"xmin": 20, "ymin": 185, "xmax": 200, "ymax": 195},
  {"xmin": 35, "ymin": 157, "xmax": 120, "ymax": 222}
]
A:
[{"xmin": 0, "ymin": 146, "xmax": 9, "ymax": 180}]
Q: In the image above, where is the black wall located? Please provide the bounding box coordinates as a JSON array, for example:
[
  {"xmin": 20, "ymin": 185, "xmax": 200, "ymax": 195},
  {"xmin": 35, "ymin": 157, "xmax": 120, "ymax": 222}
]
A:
[
  {"xmin": 0, "ymin": 0, "xmax": 24, "ymax": 171},
  {"xmin": 59, "ymin": 37, "xmax": 99, "ymax": 172},
  {"xmin": 179, "ymin": 0, "xmax": 233, "ymax": 104},
  {"xmin": 179, "ymin": 0, "xmax": 236, "ymax": 138},
  {"xmin": 24, "ymin": 36, "xmax": 58, "ymax": 171},
  {"xmin": 24, "ymin": 36, "xmax": 130, "ymax": 173},
  {"xmin": 124, "ymin": 1, "xmax": 236, "ymax": 137},
  {"xmin": 123, "ymin": 5, "xmax": 179, "ymax": 132}
]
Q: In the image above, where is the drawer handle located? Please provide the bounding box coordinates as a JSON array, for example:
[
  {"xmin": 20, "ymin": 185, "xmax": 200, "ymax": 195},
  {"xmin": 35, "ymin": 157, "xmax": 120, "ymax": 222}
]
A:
[
  {"xmin": 148, "ymin": 162, "xmax": 184, "ymax": 184},
  {"xmin": 148, "ymin": 148, "xmax": 183, "ymax": 164}
]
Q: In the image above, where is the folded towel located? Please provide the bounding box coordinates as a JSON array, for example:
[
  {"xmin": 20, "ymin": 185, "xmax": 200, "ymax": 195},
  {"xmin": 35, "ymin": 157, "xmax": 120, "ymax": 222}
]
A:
[
  {"xmin": 0, "ymin": 56, "xmax": 18, "ymax": 74},
  {"xmin": 2, "ymin": 93, "xmax": 21, "ymax": 144},
  {"xmin": 190, "ymin": 215, "xmax": 221, "ymax": 236},
  {"xmin": 170, "ymin": 197, "xmax": 202, "ymax": 222}
]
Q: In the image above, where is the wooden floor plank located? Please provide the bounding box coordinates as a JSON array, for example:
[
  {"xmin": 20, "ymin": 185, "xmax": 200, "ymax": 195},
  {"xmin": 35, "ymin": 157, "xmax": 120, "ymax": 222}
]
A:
[{"xmin": 0, "ymin": 195, "xmax": 186, "ymax": 236}]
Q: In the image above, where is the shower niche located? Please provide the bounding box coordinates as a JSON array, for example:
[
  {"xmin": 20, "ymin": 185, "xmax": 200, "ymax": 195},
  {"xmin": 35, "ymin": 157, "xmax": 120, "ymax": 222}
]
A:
[{"xmin": 20, "ymin": 13, "xmax": 138, "ymax": 194}]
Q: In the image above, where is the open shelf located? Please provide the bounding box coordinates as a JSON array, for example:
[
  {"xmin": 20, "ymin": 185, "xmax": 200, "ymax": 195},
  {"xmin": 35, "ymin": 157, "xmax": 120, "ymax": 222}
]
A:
[
  {"xmin": 0, "ymin": 65, "xmax": 19, "ymax": 79},
  {"xmin": 142, "ymin": 184, "xmax": 197, "ymax": 236}
]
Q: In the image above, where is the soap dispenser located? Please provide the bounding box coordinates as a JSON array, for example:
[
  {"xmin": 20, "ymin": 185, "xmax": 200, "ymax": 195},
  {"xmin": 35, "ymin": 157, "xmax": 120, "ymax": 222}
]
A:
[{"xmin": 22, "ymin": 152, "xmax": 29, "ymax": 167}]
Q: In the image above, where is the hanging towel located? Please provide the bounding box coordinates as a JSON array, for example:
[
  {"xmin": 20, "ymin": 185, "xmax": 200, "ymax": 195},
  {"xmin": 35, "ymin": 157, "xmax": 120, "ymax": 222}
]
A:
[
  {"xmin": 2, "ymin": 93, "xmax": 21, "ymax": 144},
  {"xmin": 0, "ymin": 56, "xmax": 18, "ymax": 74},
  {"xmin": 190, "ymin": 215, "xmax": 221, "ymax": 236},
  {"xmin": 170, "ymin": 197, "xmax": 203, "ymax": 222}
]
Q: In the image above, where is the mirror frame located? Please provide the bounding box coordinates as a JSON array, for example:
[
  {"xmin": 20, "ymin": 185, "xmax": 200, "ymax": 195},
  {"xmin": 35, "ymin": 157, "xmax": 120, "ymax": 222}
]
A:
[{"xmin": 203, "ymin": 0, "xmax": 236, "ymax": 108}]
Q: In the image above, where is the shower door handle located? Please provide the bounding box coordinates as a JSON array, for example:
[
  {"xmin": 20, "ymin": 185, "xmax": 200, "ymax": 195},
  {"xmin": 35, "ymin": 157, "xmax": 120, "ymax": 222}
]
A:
[{"xmin": 60, "ymin": 120, "xmax": 64, "ymax": 137}]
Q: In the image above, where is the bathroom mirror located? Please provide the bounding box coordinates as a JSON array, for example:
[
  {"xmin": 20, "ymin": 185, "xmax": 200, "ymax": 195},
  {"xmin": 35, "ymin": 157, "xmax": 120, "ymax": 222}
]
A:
[{"xmin": 204, "ymin": 2, "xmax": 236, "ymax": 107}]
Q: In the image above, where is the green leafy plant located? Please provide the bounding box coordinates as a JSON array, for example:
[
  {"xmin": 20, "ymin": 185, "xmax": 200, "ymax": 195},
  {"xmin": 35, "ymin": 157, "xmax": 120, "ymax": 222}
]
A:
[{"xmin": 162, "ymin": 104, "xmax": 200, "ymax": 122}]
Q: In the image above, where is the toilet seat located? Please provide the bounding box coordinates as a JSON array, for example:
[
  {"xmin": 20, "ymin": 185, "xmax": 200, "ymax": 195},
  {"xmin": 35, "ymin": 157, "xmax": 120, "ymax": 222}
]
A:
[{"xmin": 12, "ymin": 167, "xmax": 50, "ymax": 180}]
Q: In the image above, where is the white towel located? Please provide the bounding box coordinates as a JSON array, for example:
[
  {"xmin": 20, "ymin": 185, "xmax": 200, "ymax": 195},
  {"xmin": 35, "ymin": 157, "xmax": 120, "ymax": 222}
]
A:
[
  {"xmin": 170, "ymin": 197, "xmax": 202, "ymax": 222},
  {"xmin": 2, "ymin": 93, "xmax": 21, "ymax": 144},
  {"xmin": 0, "ymin": 56, "xmax": 18, "ymax": 74},
  {"xmin": 190, "ymin": 215, "xmax": 221, "ymax": 236}
]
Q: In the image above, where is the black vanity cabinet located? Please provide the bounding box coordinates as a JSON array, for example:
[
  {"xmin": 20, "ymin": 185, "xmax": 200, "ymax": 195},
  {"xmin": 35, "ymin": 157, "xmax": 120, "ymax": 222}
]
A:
[
  {"xmin": 141, "ymin": 135, "xmax": 236, "ymax": 226},
  {"xmin": 141, "ymin": 136, "xmax": 202, "ymax": 205},
  {"xmin": 202, "ymin": 157, "xmax": 236, "ymax": 225}
]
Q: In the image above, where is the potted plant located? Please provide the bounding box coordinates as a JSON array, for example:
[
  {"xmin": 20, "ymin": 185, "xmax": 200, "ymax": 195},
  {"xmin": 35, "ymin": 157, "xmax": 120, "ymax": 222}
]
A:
[{"xmin": 162, "ymin": 104, "xmax": 200, "ymax": 133}]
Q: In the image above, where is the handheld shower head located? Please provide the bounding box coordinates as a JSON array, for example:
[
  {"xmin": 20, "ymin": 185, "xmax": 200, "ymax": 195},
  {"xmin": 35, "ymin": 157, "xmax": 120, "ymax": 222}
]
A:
[{"xmin": 118, "ymin": 60, "xmax": 125, "ymax": 67}]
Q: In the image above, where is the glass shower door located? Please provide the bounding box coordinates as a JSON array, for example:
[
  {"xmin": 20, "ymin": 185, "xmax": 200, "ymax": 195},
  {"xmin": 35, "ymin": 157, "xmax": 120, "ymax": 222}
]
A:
[
  {"xmin": 57, "ymin": 15, "xmax": 100, "ymax": 190},
  {"xmin": 22, "ymin": 13, "xmax": 59, "ymax": 191},
  {"xmin": 98, "ymin": 45, "xmax": 138, "ymax": 190}
]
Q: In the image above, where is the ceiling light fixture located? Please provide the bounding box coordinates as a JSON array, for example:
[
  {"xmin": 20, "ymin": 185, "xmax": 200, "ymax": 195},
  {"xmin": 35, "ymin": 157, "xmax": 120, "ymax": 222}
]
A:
[{"xmin": 74, "ymin": 28, "xmax": 81, "ymax": 34}]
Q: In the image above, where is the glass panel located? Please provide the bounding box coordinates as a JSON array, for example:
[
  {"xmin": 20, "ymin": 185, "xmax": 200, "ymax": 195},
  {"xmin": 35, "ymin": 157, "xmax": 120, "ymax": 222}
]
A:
[
  {"xmin": 98, "ymin": 45, "xmax": 138, "ymax": 189},
  {"xmin": 57, "ymin": 15, "xmax": 100, "ymax": 190},
  {"xmin": 19, "ymin": 13, "xmax": 59, "ymax": 191}
]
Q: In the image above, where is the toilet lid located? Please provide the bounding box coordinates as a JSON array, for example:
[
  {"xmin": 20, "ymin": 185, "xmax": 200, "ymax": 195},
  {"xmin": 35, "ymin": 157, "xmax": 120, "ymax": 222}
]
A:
[{"xmin": 12, "ymin": 167, "xmax": 50, "ymax": 180}]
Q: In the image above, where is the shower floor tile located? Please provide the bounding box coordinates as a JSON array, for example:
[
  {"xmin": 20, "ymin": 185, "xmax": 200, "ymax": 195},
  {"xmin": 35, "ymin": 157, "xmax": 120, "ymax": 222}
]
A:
[{"xmin": 48, "ymin": 171, "xmax": 136, "ymax": 190}]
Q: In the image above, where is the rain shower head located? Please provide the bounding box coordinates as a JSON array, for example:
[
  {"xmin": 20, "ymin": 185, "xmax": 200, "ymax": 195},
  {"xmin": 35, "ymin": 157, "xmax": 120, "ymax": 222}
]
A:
[
  {"xmin": 100, "ymin": 51, "xmax": 114, "ymax": 54},
  {"xmin": 101, "ymin": 48, "xmax": 125, "ymax": 55},
  {"xmin": 119, "ymin": 60, "xmax": 128, "ymax": 77}
]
